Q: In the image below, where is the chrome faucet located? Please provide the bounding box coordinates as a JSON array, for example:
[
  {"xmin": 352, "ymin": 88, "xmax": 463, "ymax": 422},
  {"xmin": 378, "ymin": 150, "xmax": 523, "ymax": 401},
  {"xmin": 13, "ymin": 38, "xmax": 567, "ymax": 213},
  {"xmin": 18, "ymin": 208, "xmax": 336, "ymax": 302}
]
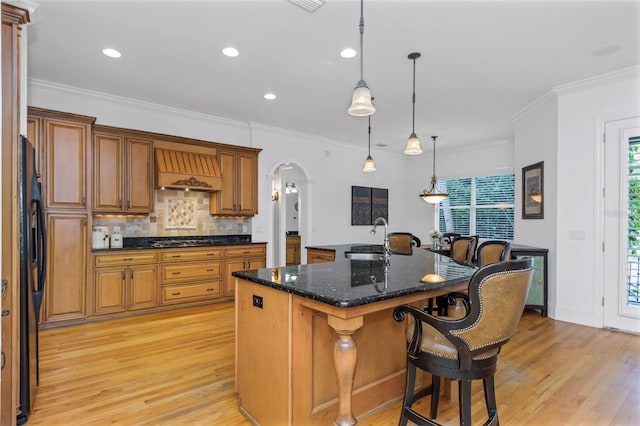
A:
[{"xmin": 371, "ymin": 217, "xmax": 391, "ymax": 264}]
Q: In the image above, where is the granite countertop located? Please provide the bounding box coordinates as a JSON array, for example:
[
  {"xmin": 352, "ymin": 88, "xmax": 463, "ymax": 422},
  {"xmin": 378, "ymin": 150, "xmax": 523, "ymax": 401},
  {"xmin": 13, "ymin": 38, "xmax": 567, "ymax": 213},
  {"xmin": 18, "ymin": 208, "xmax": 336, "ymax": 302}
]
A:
[
  {"xmin": 92, "ymin": 234, "xmax": 266, "ymax": 252},
  {"xmin": 233, "ymin": 243, "xmax": 477, "ymax": 308}
]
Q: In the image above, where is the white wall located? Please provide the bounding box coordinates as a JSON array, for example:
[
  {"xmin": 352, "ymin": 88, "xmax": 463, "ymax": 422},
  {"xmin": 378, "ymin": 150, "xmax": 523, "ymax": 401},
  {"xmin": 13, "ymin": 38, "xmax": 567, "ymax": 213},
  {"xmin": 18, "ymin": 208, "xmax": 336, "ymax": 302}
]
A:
[
  {"xmin": 554, "ymin": 67, "xmax": 640, "ymax": 328},
  {"xmin": 513, "ymin": 93, "xmax": 558, "ymax": 316}
]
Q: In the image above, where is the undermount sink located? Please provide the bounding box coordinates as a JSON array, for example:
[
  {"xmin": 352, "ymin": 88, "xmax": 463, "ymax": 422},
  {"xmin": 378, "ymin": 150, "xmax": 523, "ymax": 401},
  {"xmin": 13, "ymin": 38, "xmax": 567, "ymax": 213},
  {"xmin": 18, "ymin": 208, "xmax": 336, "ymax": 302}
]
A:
[{"xmin": 344, "ymin": 251, "xmax": 385, "ymax": 261}]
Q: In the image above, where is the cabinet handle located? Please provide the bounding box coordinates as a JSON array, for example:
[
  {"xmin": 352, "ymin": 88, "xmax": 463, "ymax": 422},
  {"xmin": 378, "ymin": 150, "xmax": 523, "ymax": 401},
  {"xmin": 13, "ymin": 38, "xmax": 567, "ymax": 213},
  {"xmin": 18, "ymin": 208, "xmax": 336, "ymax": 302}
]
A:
[
  {"xmin": 243, "ymin": 251, "xmax": 250, "ymax": 254},
  {"xmin": 206, "ymin": 269, "xmax": 214, "ymax": 272},
  {"xmin": 172, "ymin": 292, "xmax": 181, "ymax": 296},
  {"xmin": 206, "ymin": 288, "xmax": 214, "ymax": 292},
  {"xmin": 172, "ymin": 255, "xmax": 181, "ymax": 258},
  {"xmin": 121, "ymin": 271, "xmax": 125, "ymax": 280},
  {"xmin": 82, "ymin": 197, "xmax": 86, "ymax": 206},
  {"xmin": 127, "ymin": 201, "xmax": 131, "ymax": 209},
  {"xmin": 123, "ymin": 257, "xmax": 133, "ymax": 261},
  {"xmin": 172, "ymin": 272, "xmax": 181, "ymax": 275},
  {"xmin": 1, "ymin": 310, "xmax": 10, "ymax": 317},
  {"xmin": 207, "ymin": 253, "xmax": 215, "ymax": 256},
  {"xmin": 130, "ymin": 271, "xmax": 134, "ymax": 280},
  {"xmin": 83, "ymin": 218, "xmax": 87, "ymax": 226},
  {"xmin": 118, "ymin": 199, "xmax": 122, "ymax": 208}
]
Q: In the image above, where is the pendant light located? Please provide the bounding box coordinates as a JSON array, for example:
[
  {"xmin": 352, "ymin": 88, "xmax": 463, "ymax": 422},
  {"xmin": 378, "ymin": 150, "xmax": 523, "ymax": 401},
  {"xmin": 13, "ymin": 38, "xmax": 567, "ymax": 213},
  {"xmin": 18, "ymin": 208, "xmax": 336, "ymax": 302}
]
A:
[
  {"xmin": 419, "ymin": 136, "xmax": 448, "ymax": 203},
  {"xmin": 347, "ymin": 0, "xmax": 375, "ymax": 116},
  {"xmin": 404, "ymin": 52, "xmax": 423, "ymax": 155},
  {"xmin": 362, "ymin": 115, "xmax": 376, "ymax": 172}
]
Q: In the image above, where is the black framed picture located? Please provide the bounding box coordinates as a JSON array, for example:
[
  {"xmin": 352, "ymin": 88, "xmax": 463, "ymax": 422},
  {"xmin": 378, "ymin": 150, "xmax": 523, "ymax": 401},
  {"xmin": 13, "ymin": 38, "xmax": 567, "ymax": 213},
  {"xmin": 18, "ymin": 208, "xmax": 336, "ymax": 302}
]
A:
[
  {"xmin": 351, "ymin": 186, "xmax": 388, "ymax": 225},
  {"xmin": 522, "ymin": 161, "xmax": 544, "ymax": 219}
]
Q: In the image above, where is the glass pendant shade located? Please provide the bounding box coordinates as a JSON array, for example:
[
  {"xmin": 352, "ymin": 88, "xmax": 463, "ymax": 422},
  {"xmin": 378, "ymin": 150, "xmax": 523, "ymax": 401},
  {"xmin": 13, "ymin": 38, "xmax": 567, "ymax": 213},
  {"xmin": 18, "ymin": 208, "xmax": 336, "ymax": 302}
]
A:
[
  {"xmin": 403, "ymin": 132, "xmax": 422, "ymax": 155},
  {"xmin": 362, "ymin": 155, "xmax": 376, "ymax": 172},
  {"xmin": 347, "ymin": 0, "xmax": 375, "ymax": 117},
  {"xmin": 419, "ymin": 136, "xmax": 448, "ymax": 204},
  {"xmin": 348, "ymin": 83, "xmax": 375, "ymax": 116}
]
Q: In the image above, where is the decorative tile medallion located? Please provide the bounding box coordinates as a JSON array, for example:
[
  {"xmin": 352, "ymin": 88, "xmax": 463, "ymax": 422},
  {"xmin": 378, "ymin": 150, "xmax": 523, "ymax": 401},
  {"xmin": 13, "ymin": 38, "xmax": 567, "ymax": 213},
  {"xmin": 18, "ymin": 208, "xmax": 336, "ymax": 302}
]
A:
[{"xmin": 165, "ymin": 198, "xmax": 197, "ymax": 230}]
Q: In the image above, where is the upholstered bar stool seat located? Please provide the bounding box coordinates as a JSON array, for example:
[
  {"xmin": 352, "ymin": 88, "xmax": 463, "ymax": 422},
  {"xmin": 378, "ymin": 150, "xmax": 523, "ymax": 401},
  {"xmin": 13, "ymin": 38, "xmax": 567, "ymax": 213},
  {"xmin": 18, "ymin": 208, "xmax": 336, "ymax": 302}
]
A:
[{"xmin": 393, "ymin": 258, "xmax": 534, "ymax": 426}]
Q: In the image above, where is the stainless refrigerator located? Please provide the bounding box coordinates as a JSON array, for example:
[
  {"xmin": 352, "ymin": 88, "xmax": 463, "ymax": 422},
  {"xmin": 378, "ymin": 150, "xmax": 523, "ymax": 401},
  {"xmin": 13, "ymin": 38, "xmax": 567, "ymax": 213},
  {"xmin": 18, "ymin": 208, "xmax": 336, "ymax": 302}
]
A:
[{"xmin": 17, "ymin": 135, "xmax": 46, "ymax": 424}]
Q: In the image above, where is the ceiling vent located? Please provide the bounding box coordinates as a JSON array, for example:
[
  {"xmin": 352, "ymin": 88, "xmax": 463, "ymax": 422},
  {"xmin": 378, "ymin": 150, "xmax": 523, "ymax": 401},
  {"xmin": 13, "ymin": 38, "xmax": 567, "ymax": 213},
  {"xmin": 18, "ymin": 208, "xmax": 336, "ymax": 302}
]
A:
[{"xmin": 288, "ymin": 0, "xmax": 326, "ymax": 13}]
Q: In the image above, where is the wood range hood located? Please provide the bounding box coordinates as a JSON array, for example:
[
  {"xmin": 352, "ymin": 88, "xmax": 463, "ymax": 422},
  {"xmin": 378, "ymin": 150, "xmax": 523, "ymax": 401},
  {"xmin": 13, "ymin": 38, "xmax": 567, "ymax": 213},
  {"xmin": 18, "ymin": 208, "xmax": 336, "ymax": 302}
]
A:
[{"xmin": 154, "ymin": 149, "xmax": 222, "ymax": 191}]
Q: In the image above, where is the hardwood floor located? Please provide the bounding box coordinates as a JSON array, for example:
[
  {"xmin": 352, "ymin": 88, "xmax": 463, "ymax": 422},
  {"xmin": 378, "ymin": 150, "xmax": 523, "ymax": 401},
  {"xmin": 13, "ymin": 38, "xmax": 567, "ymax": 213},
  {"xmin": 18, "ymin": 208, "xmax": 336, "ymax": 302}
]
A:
[{"xmin": 28, "ymin": 303, "xmax": 639, "ymax": 425}]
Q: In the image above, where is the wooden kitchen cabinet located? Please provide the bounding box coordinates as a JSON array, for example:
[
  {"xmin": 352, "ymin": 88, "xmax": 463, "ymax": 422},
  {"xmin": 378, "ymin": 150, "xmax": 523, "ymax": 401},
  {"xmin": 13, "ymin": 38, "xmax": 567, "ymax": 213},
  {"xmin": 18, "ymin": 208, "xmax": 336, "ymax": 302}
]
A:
[
  {"xmin": 160, "ymin": 247, "xmax": 223, "ymax": 305},
  {"xmin": 223, "ymin": 244, "xmax": 267, "ymax": 297},
  {"xmin": 93, "ymin": 129, "xmax": 153, "ymax": 213},
  {"xmin": 286, "ymin": 235, "xmax": 301, "ymax": 265},
  {"xmin": 306, "ymin": 248, "xmax": 335, "ymax": 264},
  {"xmin": 44, "ymin": 213, "xmax": 88, "ymax": 324},
  {"xmin": 210, "ymin": 149, "xmax": 258, "ymax": 216},
  {"xmin": 93, "ymin": 250, "xmax": 159, "ymax": 315},
  {"xmin": 33, "ymin": 110, "xmax": 95, "ymax": 210}
]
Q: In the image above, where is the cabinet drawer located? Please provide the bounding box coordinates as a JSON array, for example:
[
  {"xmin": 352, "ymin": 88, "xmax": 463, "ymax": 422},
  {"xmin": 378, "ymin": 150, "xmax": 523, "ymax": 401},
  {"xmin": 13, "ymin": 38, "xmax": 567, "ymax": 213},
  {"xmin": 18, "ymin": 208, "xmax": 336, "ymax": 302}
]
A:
[
  {"xmin": 160, "ymin": 262, "xmax": 221, "ymax": 283},
  {"xmin": 161, "ymin": 248, "xmax": 222, "ymax": 262},
  {"xmin": 161, "ymin": 281, "xmax": 221, "ymax": 303},
  {"xmin": 94, "ymin": 251, "xmax": 158, "ymax": 266},
  {"xmin": 225, "ymin": 245, "xmax": 266, "ymax": 258}
]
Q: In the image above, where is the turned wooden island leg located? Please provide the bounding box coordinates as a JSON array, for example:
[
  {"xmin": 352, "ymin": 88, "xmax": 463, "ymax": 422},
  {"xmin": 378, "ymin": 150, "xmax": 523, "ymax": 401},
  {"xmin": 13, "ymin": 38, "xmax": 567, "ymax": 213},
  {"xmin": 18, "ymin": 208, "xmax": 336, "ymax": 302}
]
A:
[{"xmin": 327, "ymin": 315, "xmax": 364, "ymax": 426}]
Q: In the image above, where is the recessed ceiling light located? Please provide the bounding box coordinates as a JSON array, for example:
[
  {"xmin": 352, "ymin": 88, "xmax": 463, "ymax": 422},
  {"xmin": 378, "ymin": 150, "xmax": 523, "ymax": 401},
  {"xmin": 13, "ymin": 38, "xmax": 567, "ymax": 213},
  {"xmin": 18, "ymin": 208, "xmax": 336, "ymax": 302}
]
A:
[
  {"xmin": 222, "ymin": 47, "xmax": 239, "ymax": 57},
  {"xmin": 264, "ymin": 93, "xmax": 276, "ymax": 100},
  {"xmin": 340, "ymin": 48, "xmax": 357, "ymax": 59},
  {"xmin": 102, "ymin": 48, "xmax": 121, "ymax": 58}
]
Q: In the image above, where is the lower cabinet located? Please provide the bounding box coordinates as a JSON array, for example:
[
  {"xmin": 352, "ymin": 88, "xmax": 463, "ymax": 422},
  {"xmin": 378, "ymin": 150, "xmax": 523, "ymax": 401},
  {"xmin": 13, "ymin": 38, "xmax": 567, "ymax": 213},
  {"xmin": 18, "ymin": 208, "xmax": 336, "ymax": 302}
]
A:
[
  {"xmin": 511, "ymin": 247, "xmax": 549, "ymax": 316},
  {"xmin": 93, "ymin": 250, "xmax": 159, "ymax": 315},
  {"xmin": 224, "ymin": 245, "xmax": 267, "ymax": 297},
  {"xmin": 159, "ymin": 247, "xmax": 223, "ymax": 305},
  {"xmin": 306, "ymin": 248, "xmax": 335, "ymax": 264},
  {"xmin": 45, "ymin": 213, "xmax": 88, "ymax": 324},
  {"xmin": 286, "ymin": 235, "xmax": 301, "ymax": 265}
]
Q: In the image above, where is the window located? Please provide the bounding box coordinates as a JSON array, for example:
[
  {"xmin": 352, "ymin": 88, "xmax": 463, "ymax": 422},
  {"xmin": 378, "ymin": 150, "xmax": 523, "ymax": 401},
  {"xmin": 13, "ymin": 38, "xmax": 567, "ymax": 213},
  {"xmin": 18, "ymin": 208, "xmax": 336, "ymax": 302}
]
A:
[
  {"xmin": 627, "ymin": 136, "xmax": 640, "ymax": 305},
  {"xmin": 437, "ymin": 174, "xmax": 514, "ymax": 240}
]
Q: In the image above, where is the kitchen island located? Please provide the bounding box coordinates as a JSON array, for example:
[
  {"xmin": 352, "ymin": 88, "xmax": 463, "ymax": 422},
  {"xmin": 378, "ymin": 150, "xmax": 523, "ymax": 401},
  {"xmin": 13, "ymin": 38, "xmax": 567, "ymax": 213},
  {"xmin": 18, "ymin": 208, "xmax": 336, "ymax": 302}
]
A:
[{"xmin": 233, "ymin": 244, "xmax": 476, "ymax": 425}]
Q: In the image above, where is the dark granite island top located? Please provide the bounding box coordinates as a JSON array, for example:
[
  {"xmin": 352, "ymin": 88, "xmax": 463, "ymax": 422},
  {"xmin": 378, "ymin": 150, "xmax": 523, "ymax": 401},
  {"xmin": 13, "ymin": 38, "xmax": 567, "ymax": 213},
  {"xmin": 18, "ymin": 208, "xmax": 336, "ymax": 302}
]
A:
[
  {"xmin": 232, "ymin": 243, "xmax": 476, "ymax": 308},
  {"xmin": 234, "ymin": 244, "xmax": 477, "ymax": 426}
]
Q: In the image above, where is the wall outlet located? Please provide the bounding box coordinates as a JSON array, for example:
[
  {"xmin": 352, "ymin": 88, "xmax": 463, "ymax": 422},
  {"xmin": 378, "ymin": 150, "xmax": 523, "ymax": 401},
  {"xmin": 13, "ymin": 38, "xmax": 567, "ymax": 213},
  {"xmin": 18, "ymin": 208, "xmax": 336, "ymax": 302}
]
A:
[{"xmin": 252, "ymin": 295, "xmax": 263, "ymax": 309}]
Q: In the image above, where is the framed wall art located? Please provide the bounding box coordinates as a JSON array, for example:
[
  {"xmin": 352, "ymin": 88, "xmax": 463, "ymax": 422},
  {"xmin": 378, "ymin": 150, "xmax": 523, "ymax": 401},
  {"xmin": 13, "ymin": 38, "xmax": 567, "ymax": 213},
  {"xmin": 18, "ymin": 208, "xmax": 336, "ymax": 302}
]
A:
[
  {"xmin": 351, "ymin": 186, "xmax": 388, "ymax": 225},
  {"xmin": 522, "ymin": 161, "xmax": 544, "ymax": 219}
]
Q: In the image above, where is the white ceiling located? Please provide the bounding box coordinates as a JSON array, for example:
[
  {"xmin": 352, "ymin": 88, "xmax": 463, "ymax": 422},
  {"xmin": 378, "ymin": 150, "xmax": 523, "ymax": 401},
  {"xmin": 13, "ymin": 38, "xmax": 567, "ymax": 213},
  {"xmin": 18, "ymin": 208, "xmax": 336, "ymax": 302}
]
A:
[{"xmin": 26, "ymin": 0, "xmax": 640, "ymax": 152}]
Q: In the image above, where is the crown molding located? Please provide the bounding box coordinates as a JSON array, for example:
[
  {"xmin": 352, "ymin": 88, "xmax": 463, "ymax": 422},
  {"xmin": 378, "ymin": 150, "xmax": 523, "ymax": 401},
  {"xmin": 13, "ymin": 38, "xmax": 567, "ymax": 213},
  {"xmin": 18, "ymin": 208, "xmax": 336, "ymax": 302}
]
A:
[
  {"xmin": 552, "ymin": 64, "xmax": 640, "ymax": 95},
  {"xmin": 510, "ymin": 90, "xmax": 558, "ymax": 123},
  {"xmin": 28, "ymin": 78, "xmax": 249, "ymax": 129}
]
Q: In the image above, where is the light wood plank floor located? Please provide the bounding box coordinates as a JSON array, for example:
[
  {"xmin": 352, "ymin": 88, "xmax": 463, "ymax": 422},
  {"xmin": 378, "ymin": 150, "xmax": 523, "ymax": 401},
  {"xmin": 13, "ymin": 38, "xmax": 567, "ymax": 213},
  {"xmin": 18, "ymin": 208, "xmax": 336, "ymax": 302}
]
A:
[{"xmin": 27, "ymin": 303, "xmax": 639, "ymax": 425}]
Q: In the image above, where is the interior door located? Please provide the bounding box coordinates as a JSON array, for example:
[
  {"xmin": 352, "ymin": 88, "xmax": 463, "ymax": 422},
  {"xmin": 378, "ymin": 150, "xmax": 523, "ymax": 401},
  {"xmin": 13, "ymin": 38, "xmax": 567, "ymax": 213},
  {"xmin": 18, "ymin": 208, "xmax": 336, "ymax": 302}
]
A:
[{"xmin": 603, "ymin": 117, "xmax": 640, "ymax": 332}]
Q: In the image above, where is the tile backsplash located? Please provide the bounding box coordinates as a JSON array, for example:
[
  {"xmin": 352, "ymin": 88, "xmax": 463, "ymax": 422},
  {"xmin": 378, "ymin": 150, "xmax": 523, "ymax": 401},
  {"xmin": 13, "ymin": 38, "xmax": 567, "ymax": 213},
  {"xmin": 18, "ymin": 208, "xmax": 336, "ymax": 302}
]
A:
[{"xmin": 93, "ymin": 190, "xmax": 251, "ymax": 237}]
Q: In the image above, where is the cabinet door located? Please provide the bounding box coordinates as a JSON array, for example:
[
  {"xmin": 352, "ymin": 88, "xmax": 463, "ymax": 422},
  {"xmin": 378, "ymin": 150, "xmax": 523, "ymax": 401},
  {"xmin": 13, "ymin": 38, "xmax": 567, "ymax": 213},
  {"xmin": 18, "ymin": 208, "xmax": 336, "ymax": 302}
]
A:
[
  {"xmin": 129, "ymin": 264, "xmax": 158, "ymax": 310},
  {"xmin": 94, "ymin": 267, "xmax": 127, "ymax": 315},
  {"xmin": 224, "ymin": 259, "xmax": 247, "ymax": 297},
  {"xmin": 237, "ymin": 152, "xmax": 257, "ymax": 215},
  {"xmin": 248, "ymin": 258, "xmax": 266, "ymax": 270},
  {"xmin": 126, "ymin": 138, "xmax": 153, "ymax": 213},
  {"xmin": 46, "ymin": 214, "xmax": 87, "ymax": 322},
  {"xmin": 213, "ymin": 150, "xmax": 238, "ymax": 214},
  {"xmin": 27, "ymin": 116, "xmax": 43, "ymax": 180},
  {"xmin": 93, "ymin": 133, "xmax": 123, "ymax": 212},
  {"xmin": 45, "ymin": 118, "xmax": 89, "ymax": 209}
]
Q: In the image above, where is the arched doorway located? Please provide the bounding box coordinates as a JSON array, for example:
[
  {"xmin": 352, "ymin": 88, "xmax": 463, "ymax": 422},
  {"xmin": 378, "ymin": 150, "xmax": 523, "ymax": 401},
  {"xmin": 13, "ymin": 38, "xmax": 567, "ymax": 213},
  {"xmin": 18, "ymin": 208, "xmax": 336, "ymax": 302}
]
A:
[{"xmin": 270, "ymin": 162, "xmax": 310, "ymax": 267}]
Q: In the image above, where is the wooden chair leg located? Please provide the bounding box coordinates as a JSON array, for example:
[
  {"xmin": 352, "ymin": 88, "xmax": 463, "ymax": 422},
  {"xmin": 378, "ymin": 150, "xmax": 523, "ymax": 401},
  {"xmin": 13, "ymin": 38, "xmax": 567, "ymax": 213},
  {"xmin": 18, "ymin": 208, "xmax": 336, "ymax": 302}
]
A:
[
  {"xmin": 430, "ymin": 375, "xmax": 440, "ymax": 419},
  {"xmin": 483, "ymin": 375, "xmax": 499, "ymax": 424},
  {"xmin": 400, "ymin": 360, "xmax": 417, "ymax": 426},
  {"xmin": 458, "ymin": 379, "xmax": 472, "ymax": 426}
]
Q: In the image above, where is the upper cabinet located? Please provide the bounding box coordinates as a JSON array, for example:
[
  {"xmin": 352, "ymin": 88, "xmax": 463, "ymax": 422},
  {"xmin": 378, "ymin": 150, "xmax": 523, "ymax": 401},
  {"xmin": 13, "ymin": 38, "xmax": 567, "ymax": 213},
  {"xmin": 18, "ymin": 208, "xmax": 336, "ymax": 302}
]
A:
[
  {"xmin": 28, "ymin": 108, "xmax": 95, "ymax": 211},
  {"xmin": 210, "ymin": 149, "xmax": 258, "ymax": 216},
  {"xmin": 93, "ymin": 127, "xmax": 153, "ymax": 214}
]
